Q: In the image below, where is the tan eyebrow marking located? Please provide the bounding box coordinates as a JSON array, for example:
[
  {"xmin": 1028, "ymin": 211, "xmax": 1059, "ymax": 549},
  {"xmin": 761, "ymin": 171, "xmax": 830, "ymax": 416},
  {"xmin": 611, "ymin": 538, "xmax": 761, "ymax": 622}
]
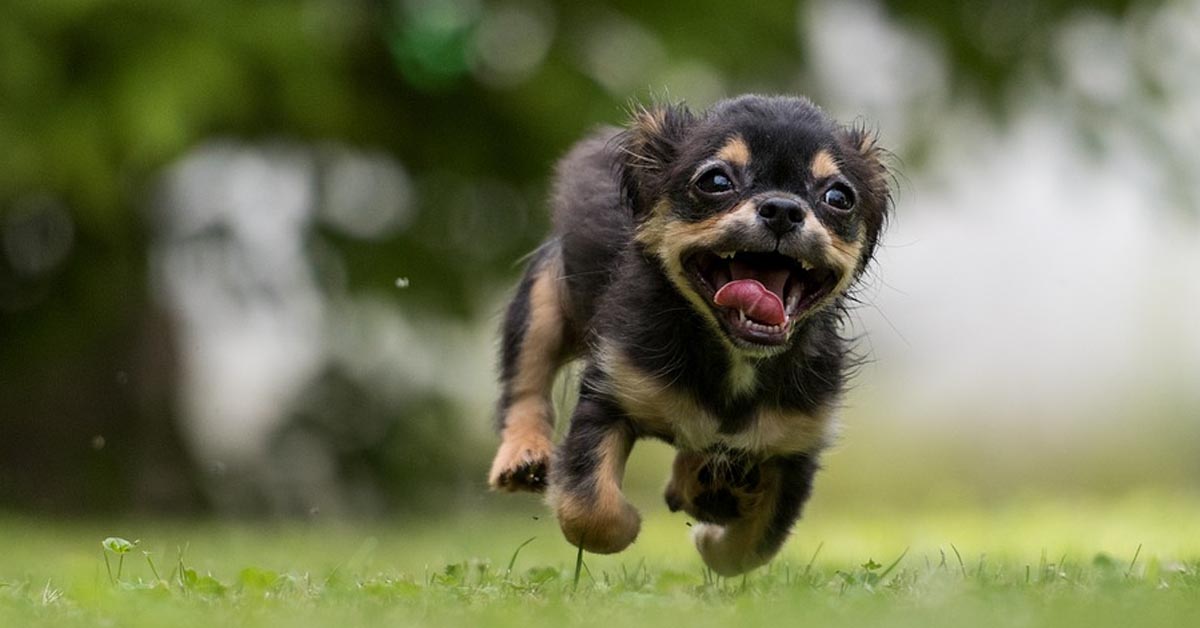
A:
[
  {"xmin": 810, "ymin": 149, "xmax": 841, "ymax": 179},
  {"xmin": 715, "ymin": 134, "xmax": 751, "ymax": 168}
]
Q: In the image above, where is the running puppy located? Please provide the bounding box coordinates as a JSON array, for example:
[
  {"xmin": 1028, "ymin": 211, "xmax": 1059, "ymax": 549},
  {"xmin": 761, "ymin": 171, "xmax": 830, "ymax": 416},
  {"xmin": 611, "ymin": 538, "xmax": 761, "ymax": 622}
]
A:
[{"xmin": 488, "ymin": 95, "xmax": 891, "ymax": 575}]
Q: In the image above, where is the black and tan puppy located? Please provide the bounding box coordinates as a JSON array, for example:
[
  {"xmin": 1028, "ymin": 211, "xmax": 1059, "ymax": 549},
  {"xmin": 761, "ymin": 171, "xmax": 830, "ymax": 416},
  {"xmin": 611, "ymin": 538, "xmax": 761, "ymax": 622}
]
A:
[{"xmin": 488, "ymin": 95, "xmax": 890, "ymax": 575}]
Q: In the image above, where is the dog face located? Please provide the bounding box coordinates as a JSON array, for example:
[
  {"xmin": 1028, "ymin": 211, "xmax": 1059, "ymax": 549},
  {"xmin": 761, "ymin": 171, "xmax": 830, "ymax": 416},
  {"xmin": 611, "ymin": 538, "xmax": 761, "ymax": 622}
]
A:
[{"xmin": 619, "ymin": 96, "xmax": 890, "ymax": 355}]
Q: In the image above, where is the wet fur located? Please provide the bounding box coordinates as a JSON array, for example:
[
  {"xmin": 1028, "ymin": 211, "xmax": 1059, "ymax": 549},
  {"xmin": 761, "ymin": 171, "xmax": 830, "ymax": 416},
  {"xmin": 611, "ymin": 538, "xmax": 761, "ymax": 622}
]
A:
[{"xmin": 490, "ymin": 95, "xmax": 891, "ymax": 575}]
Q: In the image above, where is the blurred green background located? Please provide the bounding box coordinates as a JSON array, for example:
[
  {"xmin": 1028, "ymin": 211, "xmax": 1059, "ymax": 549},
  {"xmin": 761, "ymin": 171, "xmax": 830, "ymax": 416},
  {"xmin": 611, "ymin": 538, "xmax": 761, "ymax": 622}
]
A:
[{"xmin": 1, "ymin": 0, "xmax": 1197, "ymax": 520}]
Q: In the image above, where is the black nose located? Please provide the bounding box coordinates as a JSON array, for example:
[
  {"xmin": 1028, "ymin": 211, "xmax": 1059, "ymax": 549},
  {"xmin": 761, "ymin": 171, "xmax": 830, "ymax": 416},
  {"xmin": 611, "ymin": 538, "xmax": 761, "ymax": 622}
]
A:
[{"xmin": 757, "ymin": 197, "xmax": 805, "ymax": 236}]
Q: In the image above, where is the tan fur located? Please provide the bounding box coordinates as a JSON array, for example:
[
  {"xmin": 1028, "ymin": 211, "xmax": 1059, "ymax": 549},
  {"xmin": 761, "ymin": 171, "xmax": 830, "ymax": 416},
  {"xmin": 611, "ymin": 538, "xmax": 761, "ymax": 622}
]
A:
[
  {"xmin": 857, "ymin": 130, "xmax": 876, "ymax": 152},
  {"xmin": 856, "ymin": 129, "xmax": 881, "ymax": 157},
  {"xmin": 824, "ymin": 227, "xmax": 866, "ymax": 299},
  {"xmin": 726, "ymin": 358, "xmax": 758, "ymax": 397},
  {"xmin": 852, "ymin": 129, "xmax": 889, "ymax": 185},
  {"xmin": 692, "ymin": 461, "xmax": 784, "ymax": 576},
  {"xmin": 633, "ymin": 106, "xmax": 666, "ymax": 137},
  {"xmin": 663, "ymin": 450, "xmax": 707, "ymax": 510},
  {"xmin": 514, "ymin": 261, "xmax": 566, "ymax": 399},
  {"xmin": 597, "ymin": 341, "xmax": 835, "ymax": 455},
  {"xmin": 664, "ymin": 450, "xmax": 771, "ymax": 524},
  {"xmin": 716, "ymin": 134, "xmax": 751, "ymax": 169},
  {"xmin": 634, "ymin": 193, "xmax": 868, "ymax": 368},
  {"xmin": 795, "ymin": 212, "xmax": 866, "ymax": 314},
  {"xmin": 550, "ymin": 430, "xmax": 640, "ymax": 553},
  {"xmin": 635, "ymin": 200, "xmax": 762, "ymax": 360},
  {"xmin": 723, "ymin": 405, "xmax": 836, "ymax": 454},
  {"xmin": 618, "ymin": 107, "xmax": 672, "ymax": 175},
  {"xmin": 488, "ymin": 398, "xmax": 555, "ymax": 491},
  {"xmin": 809, "ymin": 149, "xmax": 841, "ymax": 180},
  {"xmin": 595, "ymin": 340, "xmax": 715, "ymax": 448},
  {"xmin": 489, "ymin": 257, "xmax": 566, "ymax": 490}
]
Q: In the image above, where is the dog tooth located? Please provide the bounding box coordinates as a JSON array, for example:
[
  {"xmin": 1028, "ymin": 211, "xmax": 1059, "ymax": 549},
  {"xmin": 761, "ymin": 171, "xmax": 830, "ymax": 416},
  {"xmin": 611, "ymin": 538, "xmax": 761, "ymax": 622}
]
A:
[{"xmin": 801, "ymin": 260, "xmax": 814, "ymax": 271}]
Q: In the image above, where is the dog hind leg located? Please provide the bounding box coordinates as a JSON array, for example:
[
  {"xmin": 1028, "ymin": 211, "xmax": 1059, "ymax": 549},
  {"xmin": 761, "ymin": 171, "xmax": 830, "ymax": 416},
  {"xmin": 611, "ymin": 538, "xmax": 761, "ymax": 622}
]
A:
[
  {"xmin": 692, "ymin": 453, "xmax": 818, "ymax": 576},
  {"xmin": 489, "ymin": 244, "xmax": 569, "ymax": 492}
]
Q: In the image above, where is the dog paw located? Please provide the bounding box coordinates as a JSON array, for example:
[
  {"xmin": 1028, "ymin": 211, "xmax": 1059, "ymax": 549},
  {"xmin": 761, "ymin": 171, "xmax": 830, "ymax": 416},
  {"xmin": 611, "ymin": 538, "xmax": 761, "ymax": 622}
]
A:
[
  {"xmin": 664, "ymin": 450, "xmax": 764, "ymax": 524},
  {"xmin": 488, "ymin": 434, "xmax": 553, "ymax": 493},
  {"xmin": 552, "ymin": 492, "xmax": 641, "ymax": 554},
  {"xmin": 693, "ymin": 523, "xmax": 770, "ymax": 576}
]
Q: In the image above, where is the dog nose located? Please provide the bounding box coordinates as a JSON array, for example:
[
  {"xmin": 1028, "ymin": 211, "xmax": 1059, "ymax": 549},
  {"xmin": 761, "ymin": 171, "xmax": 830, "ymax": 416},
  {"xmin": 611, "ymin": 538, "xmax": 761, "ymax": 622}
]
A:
[{"xmin": 757, "ymin": 197, "xmax": 805, "ymax": 236}]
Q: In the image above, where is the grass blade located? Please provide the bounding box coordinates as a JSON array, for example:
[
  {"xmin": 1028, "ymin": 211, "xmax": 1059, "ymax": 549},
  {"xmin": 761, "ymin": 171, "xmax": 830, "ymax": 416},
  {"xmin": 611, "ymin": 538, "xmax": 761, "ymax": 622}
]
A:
[
  {"xmin": 506, "ymin": 536, "xmax": 537, "ymax": 577},
  {"xmin": 878, "ymin": 547, "xmax": 909, "ymax": 581},
  {"xmin": 145, "ymin": 552, "xmax": 161, "ymax": 581},
  {"xmin": 572, "ymin": 542, "xmax": 585, "ymax": 592},
  {"xmin": 803, "ymin": 542, "xmax": 825, "ymax": 577},
  {"xmin": 1125, "ymin": 543, "xmax": 1143, "ymax": 579},
  {"xmin": 950, "ymin": 544, "xmax": 967, "ymax": 579}
]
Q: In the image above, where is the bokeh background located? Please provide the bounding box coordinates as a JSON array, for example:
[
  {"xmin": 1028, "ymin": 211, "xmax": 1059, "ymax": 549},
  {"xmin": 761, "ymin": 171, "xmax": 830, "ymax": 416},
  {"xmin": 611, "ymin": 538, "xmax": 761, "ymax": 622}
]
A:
[{"xmin": 1, "ymin": 0, "xmax": 1197, "ymax": 522}]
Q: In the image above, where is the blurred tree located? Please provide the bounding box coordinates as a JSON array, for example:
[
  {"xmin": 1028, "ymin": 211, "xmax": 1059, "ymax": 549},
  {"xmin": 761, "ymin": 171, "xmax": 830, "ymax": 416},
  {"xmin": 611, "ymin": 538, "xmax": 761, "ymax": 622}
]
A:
[{"xmin": 0, "ymin": 0, "xmax": 1158, "ymax": 513}]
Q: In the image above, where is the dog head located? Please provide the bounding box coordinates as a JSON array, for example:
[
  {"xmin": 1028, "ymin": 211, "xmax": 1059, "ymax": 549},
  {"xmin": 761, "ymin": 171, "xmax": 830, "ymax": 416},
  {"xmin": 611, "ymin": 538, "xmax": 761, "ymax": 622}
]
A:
[{"xmin": 618, "ymin": 95, "xmax": 891, "ymax": 356}]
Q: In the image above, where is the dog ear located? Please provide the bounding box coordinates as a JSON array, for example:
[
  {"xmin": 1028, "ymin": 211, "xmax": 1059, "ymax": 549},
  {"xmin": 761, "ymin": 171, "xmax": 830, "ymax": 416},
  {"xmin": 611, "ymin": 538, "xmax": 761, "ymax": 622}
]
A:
[
  {"xmin": 617, "ymin": 103, "xmax": 695, "ymax": 217},
  {"xmin": 840, "ymin": 124, "xmax": 888, "ymax": 186},
  {"xmin": 839, "ymin": 123, "xmax": 893, "ymax": 265},
  {"xmin": 844, "ymin": 124, "xmax": 892, "ymax": 178}
]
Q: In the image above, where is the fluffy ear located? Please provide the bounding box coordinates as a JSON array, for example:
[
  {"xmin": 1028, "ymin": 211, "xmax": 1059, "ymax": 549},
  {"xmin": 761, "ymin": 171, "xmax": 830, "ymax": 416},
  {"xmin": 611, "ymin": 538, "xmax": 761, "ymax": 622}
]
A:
[
  {"xmin": 617, "ymin": 103, "xmax": 695, "ymax": 217},
  {"xmin": 840, "ymin": 124, "xmax": 888, "ymax": 185},
  {"xmin": 838, "ymin": 123, "xmax": 893, "ymax": 264}
]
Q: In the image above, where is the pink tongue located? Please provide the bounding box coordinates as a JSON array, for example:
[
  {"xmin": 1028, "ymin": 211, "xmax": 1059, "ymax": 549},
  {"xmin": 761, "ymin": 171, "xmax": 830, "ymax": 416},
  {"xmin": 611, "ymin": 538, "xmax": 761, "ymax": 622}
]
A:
[{"xmin": 713, "ymin": 279, "xmax": 786, "ymax": 326}]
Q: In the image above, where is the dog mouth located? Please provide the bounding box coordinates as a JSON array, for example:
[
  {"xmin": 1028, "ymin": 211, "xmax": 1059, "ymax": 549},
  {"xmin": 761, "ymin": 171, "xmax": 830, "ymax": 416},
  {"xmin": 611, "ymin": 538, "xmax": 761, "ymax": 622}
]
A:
[{"xmin": 688, "ymin": 250, "xmax": 838, "ymax": 347}]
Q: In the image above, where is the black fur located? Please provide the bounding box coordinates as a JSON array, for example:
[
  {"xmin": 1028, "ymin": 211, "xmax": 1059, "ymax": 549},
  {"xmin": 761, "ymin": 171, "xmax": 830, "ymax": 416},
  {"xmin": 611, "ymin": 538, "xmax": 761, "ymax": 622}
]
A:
[
  {"xmin": 495, "ymin": 95, "xmax": 891, "ymax": 573},
  {"xmin": 495, "ymin": 244, "xmax": 553, "ymax": 431},
  {"xmin": 556, "ymin": 375, "xmax": 634, "ymax": 498},
  {"xmin": 759, "ymin": 453, "xmax": 819, "ymax": 558}
]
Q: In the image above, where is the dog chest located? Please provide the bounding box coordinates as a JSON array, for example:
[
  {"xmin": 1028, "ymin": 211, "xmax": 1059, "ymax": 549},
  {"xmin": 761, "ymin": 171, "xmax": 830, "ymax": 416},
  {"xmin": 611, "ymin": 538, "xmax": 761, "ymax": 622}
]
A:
[
  {"xmin": 595, "ymin": 341, "xmax": 835, "ymax": 456},
  {"xmin": 604, "ymin": 364, "xmax": 833, "ymax": 455}
]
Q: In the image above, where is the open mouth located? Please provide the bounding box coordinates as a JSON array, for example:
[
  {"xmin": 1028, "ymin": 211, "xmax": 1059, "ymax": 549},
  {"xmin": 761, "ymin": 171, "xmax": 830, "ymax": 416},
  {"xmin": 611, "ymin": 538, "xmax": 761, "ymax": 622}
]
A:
[{"xmin": 688, "ymin": 250, "xmax": 838, "ymax": 347}]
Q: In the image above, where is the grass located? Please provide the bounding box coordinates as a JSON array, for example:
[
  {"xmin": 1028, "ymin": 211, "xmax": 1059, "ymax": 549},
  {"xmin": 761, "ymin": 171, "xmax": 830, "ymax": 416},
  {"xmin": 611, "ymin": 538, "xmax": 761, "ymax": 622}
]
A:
[{"xmin": 1, "ymin": 492, "xmax": 1198, "ymax": 627}]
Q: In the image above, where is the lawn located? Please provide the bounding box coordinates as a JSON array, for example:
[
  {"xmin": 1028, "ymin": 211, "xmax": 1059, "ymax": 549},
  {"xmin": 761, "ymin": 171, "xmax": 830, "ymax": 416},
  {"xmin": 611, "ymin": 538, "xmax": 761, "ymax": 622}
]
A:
[{"xmin": 1, "ymin": 492, "xmax": 1197, "ymax": 627}]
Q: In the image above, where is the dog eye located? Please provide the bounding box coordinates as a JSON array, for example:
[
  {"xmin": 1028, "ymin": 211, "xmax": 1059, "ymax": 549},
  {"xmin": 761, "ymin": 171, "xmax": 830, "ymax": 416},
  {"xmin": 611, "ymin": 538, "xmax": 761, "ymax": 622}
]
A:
[
  {"xmin": 694, "ymin": 168, "xmax": 735, "ymax": 195},
  {"xmin": 822, "ymin": 183, "xmax": 855, "ymax": 210}
]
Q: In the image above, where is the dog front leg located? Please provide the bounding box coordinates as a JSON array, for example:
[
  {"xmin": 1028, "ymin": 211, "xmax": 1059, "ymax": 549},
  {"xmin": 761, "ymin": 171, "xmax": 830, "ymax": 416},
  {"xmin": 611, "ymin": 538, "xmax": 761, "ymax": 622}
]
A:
[
  {"xmin": 489, "ymin": 246, "xmax": 567, "ymax": 492},
  {"xmin": 692, "ymin": 453, "xmax": 818, "ymax": 576},
  {"xmin": 548, "ymin": 394, "xmax": 640, "ymax": 554}
]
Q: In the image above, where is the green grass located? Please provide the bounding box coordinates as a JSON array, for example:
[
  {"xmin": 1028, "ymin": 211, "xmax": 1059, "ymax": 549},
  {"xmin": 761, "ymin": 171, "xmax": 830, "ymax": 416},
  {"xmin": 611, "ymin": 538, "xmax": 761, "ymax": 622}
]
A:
[{"xmin": 1, "ymin": 493, "xmax": 1198, "ymax": 627}]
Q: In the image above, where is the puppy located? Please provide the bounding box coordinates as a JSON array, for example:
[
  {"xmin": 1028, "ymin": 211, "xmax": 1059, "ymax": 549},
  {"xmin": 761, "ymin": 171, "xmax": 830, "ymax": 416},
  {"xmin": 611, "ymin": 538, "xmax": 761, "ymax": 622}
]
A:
[{"xmin": 488, "ymin": 95, "xmax": 890, "ymax": 575}]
